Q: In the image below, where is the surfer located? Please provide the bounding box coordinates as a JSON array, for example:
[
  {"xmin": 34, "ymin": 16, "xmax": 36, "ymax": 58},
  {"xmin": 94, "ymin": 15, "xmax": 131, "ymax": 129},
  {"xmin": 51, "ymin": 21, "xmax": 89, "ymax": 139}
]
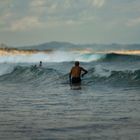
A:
[
  {"xmin": 39, "ymin": 61, "xmax": 42, "ymax": 67},
  {"xmin": 69, "ymin": 61, "xmax": 88, "ymax": 84}
]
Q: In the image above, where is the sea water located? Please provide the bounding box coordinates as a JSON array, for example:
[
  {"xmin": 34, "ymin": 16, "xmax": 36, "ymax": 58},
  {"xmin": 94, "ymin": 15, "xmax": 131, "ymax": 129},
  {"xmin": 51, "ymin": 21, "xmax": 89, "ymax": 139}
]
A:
[{"xmin": 0, "ymin": 49, "xmax": 140, "ymax": 140}]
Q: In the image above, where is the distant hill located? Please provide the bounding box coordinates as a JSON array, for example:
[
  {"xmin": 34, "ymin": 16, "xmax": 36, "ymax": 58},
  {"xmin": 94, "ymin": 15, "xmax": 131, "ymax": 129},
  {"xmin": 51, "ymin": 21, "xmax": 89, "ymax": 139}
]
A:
[
  {"xmin": 20, "ymin": 42, "xmax": 140, "ymax": 51},
  {"xmin": 1, "ymin": 41, "xmax": 140, "ymax": 51},
  {"xmin": 20, "ymin": 41, "xmax": 78, "ymax": 51}
]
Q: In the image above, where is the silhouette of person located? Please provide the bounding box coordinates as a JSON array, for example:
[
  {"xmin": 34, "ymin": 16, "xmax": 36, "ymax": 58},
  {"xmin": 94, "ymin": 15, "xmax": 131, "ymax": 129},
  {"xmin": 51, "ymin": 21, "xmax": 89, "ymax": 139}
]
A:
[
  {"xmin": 30, "ymin": 64, "xmax": 37, "ymax": 71},
  {"xmin": 69, "ymin": 61, "xmax": 88, "ymax": 84},
  {"xmin": 39, "ymin": 61, "xmax": 42, "ymax": 67}
]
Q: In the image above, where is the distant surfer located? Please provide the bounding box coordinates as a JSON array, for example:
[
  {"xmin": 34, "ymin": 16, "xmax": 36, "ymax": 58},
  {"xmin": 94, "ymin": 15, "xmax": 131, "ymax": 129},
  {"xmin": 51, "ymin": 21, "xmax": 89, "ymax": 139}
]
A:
[
  {"xmin": 33, "ymin": 64, "xmax": 37, "ymax": 68},
  {"xmin": 39, "ymin": 61, "xmax": 42, "ymax": 67},
  {"xmin": 69, "ymin": 61, "xmax": 88, "ymax": 84},
  {"xmin": 31, "ymin": 61, "xmax": 42, "ymax": 70}
]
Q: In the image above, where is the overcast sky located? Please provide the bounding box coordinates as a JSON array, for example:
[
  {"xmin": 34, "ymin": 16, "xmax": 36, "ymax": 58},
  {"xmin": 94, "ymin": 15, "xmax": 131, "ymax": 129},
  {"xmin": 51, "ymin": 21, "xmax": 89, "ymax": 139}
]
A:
[{"xmin": 0, "ymin": 0, "xmax": 140, "ymax": 46}]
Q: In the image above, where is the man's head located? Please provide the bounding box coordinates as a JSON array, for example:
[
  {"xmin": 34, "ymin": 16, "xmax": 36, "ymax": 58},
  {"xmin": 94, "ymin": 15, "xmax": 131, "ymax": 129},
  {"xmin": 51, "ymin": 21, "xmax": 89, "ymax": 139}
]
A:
[{"xmin": 75, "ymin": 61, "xmax": 79, "ymax": 66}]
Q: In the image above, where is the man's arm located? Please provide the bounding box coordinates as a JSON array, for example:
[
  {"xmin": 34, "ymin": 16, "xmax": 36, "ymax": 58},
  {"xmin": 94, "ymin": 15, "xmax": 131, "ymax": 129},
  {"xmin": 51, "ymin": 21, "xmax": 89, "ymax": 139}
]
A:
[
  {"xmin": 69, "ymin": 69, "xmax": 72, "ymax": 83},
  {"xmin": 81, "ymin": 67, "xmax": 88, "ymax": 77}
]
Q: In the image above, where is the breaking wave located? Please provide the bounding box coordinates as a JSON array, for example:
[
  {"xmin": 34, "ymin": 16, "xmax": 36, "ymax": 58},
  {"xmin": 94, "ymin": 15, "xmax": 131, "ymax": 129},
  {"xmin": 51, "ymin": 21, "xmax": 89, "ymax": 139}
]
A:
[
  {"xmin": 88, "ymin": 67, "xmax": 140, "ymax": 83},
  {"xmin": 104, "ymin": 53, "xmax": 140, "ymax": 61},
  {"xmin": 0, "ymin": 51, "xmax": 140, "ymax": 63},
  {"xmin": 0, "ymin": 65, "xmax": 140, "ymax": 87}
]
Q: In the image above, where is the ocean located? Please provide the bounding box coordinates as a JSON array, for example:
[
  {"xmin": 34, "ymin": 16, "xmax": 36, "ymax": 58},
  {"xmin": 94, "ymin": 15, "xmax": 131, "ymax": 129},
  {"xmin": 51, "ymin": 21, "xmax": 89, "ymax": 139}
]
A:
[{"xmin": 0, "ymin": 43, "xmax": 140, "ymax": 140}]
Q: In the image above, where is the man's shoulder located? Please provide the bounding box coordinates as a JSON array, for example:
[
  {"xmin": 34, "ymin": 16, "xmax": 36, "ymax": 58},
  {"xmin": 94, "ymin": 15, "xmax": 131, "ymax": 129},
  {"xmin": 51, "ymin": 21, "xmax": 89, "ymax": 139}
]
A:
[
  {"xmin": 80, "ymin": 67, "xmax": 87, "ymax": 72},
  {"xmin": 79, "ymin": 66, "xmax": 84, "ymax": 69}
]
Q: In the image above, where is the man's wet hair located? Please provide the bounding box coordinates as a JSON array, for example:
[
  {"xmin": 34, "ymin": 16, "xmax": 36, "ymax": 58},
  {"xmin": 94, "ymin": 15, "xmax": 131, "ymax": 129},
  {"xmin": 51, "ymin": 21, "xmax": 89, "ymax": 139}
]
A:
[{"xmin": 75, "ymin": 61, "xmax": 79, "ymax": 66}]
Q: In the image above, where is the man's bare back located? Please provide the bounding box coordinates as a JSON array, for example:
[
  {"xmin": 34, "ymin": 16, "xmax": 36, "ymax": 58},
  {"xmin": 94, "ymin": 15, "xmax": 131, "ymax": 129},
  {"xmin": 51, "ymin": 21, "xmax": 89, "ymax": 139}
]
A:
[{"xmin": 69, "ymin": 61, "xmax": 88, "ymax": 84}]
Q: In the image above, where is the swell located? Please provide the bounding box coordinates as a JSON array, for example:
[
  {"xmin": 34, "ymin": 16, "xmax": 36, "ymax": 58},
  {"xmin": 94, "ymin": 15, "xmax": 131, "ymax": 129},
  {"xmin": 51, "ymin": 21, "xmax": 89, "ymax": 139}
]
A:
[
  {"xmin": 0, "ymin": 66, "xmax": 62, "ymax": 86},
  {"xmin": 0, "ymin": 66, "xmax": 140, "ymax": 87},
  {"xmin": 76, "ymin": 52, "xmax": 140, "ymax": 62},
  {"xmin": 102, "ymin": 53, "xmax": 140, "ymax": 61},
  {"xmin": 86, "ymin": 68, "xmax": 140, "ymax": 86}
]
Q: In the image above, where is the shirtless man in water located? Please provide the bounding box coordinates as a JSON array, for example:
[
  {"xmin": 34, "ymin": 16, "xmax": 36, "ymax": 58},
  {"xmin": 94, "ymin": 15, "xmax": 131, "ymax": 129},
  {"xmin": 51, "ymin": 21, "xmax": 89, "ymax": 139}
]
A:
[{"xmin": 69, "ymin": 61, "xmax": 88, "ymax": 84}]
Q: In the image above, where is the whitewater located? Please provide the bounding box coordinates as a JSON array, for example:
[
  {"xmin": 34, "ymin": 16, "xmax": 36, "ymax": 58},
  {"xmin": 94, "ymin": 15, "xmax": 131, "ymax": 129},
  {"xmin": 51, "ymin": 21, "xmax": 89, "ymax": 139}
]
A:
[{"xmin": 0, "ymin": 46, "xmax": 140, "ymax": 140}]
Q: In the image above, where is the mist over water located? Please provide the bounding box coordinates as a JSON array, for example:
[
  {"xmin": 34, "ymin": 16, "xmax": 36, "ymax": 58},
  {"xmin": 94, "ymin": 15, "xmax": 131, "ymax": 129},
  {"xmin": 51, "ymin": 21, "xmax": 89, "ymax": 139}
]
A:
[{"xmin": 0, "ymin": 51, "xmax": 106, "ymax": 63}]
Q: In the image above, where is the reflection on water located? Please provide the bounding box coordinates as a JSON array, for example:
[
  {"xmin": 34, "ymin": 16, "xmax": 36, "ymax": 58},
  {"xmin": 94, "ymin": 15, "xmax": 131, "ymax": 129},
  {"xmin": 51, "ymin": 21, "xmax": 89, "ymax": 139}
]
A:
[{"xmin": 0, "ymin": 82, "xmax": 140, "ymax": 140}]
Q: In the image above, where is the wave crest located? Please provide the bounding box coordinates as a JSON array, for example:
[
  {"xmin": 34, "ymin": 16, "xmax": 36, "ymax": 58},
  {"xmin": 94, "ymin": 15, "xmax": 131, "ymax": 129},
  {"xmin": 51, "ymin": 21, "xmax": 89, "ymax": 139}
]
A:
[
  {"xmin": 0, "ymin": 66, "xmax": 140, "ymax": 87},
  {"xmin": 0, "ymin": 50, "xmax": 140, "ymax": 63},
  {"xmin": 87, "ymin": 68, "xmax": 140, "ymax": 86}
]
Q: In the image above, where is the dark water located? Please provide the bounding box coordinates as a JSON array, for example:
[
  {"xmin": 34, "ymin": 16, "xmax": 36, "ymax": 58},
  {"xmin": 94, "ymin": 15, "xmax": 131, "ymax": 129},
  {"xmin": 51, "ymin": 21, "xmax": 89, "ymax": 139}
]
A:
[{"xmin": 0, "ymin": 53, "xmax": 140, "ymax": 140}]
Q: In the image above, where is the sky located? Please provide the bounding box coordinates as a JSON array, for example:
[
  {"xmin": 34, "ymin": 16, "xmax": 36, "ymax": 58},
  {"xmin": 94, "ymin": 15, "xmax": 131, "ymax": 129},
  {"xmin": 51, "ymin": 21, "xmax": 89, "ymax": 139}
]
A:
[{"xmin": 0, "ymin": 0, "xmax": 140, "ymax": 46}]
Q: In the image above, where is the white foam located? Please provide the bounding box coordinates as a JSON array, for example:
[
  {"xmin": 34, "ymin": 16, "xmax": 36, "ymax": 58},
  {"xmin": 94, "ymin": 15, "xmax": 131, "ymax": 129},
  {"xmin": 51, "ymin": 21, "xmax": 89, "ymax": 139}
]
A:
[
  {"xmin": 76, "ymin": 53, "xmax": 106, "ymax": 62},
  {"xmin": 0, "ymin": 51, "xmax": 106, "ymax": 63}
]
